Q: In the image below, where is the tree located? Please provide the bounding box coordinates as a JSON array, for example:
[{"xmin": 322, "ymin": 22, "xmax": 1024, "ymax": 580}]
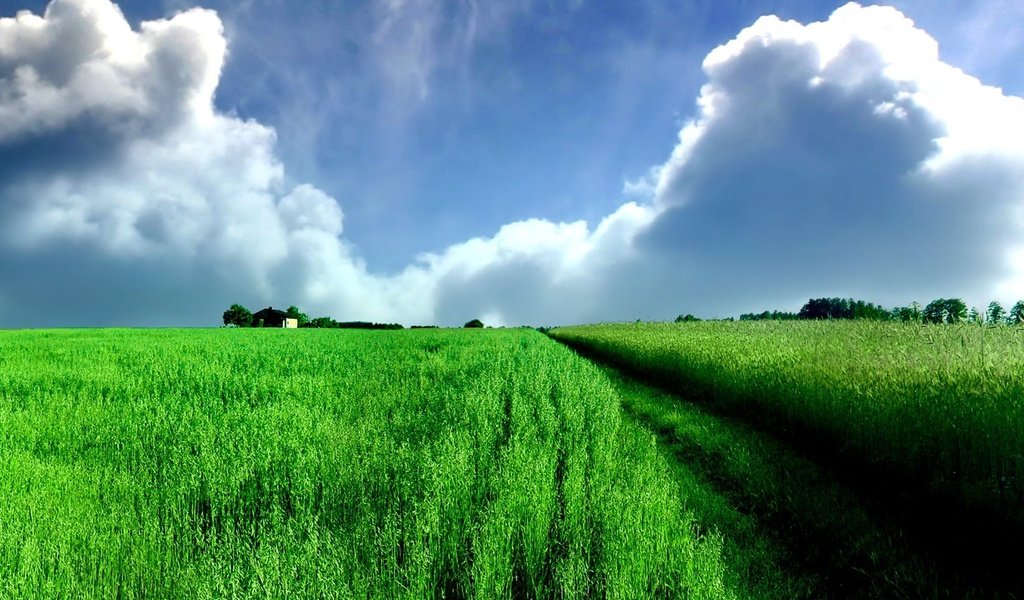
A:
[
  {"xmin": 675, "ymin": 314, "xmax": 700, "ymax": 322},
  {"xmin": 944, "ymin": 298, "xmax": 967, "ymax": 324},
  {"xmin": 222, "ymin": 304, "xmax": 253, "ymax": 327},
  {"xmin": 798, "ymin": 297, "xmax": 889, "ymax": 321},
  {"xmin": 286, "ymin": 305, "xmax": 309, "ymax": 327},
  {"xmin": 1009, "ymin": 301, "xmax": 1024, "ymax": 325},
  {"xmin": 987, "ymin": 301, "xmax": 1005, "ymax": 324},
  {"xmin": 798, "ymin": 298, "xmax": 833, "ymax": 320},
  {"xmin": 923, "ymin": 299, "xmax": 946, "ymax": 324},
  {"xmin": 739, "ymin": 310, "xmax": 798, "ymax": 321},
  {"xmin": 307, "ymin": 316, "xmax": 336, "ymax": 328},
  {"xmin": 892, "ymin": 302, "xmax": 922, "ymax": 323},
  {"xmin": 923, "ymin": 298, "xmax": 967, "ymax": 324},
  {"xmin": 968, "ymin": 307, "xmax": 982, "ymax": 324},
  {"xmin": 464, "ymin": 319, "xmax": 484, "ymax": 328}
]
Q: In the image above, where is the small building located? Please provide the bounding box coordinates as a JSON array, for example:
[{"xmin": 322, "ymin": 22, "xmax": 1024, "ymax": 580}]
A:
[{"xmin": 252, "ymin": 307, "xmax": 298, "ymax": 328}]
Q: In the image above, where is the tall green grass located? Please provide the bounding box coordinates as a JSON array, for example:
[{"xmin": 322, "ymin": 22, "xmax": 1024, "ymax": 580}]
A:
[
  {"xmin": 549, "ymin": 321, "xmax": 1024, "ymax": 528},
  {"xmin": 0, "ymin": 328, "xmax": 730, "ymax": 598}
]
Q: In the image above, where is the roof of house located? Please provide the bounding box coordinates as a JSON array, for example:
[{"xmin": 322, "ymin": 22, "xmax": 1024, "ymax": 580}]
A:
[{"xmin": 253, "ymin": 307, "xmax": 288, "ymax": 318}]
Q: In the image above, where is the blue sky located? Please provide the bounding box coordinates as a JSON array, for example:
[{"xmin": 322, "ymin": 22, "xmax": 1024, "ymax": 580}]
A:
[{"xmin": 1, "ymin": 0, "xmax": 1023, "ymax": 326}]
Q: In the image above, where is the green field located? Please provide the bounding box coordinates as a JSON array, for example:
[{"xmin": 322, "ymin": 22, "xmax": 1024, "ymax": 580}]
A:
[
  {"xmin": 550, "ymin": 321, "xmax": 1024, "ymax": 530},
  {"xmin": 0, "ymin": 328, "xmax": 731, "ymax": 598},
  {"xmin": 4, "ymin": 323, "xmax": 1022, "ymax": 598}
]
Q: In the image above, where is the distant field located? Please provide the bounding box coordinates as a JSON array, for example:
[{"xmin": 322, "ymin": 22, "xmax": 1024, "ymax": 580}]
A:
[
  {"xmin": 0, "ymin": 328, "xmax": 730, "ymax": 598},
  {"xmin": 549, "ymin": 320, "xmax": 1024, "ymax": 528}
]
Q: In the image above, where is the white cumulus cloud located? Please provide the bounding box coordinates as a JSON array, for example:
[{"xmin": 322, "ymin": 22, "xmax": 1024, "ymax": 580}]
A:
[
  {"xmin": 636, "ymin": 3, "xmax": 1024, "ymax": 316},
  {"xmin": 0, "ymin": 0, "xmax": 658, "ymax": 327}
]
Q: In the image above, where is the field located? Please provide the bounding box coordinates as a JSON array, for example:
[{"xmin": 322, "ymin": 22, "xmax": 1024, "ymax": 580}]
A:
[
  {"xmin": 550, "ymin": 321, "xmax": 1024, "ymax": 533},
  {"xmin": 5, "ymin": 322, "xmax": 1023, "ymax": 598},
  {"xmin": 0, "ymin": 328, "xmax": 730, "ymax": 599}
]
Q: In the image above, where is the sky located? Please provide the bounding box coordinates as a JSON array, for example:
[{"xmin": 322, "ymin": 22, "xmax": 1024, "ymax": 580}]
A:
[{"xmin": 1, "ymin": 0, "xmax": 1023, "ymax": 327}]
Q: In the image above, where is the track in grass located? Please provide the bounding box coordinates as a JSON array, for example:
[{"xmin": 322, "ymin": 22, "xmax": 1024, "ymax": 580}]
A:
[{"xmin": 0, "ymin": 328, "xmax": 732, "ymax": 599}]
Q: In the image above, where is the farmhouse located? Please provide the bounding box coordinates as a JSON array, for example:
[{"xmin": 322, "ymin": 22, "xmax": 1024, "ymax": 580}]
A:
[{"xmin": 253, "ymin": 307, "xmax": 298, "ymax": 328}]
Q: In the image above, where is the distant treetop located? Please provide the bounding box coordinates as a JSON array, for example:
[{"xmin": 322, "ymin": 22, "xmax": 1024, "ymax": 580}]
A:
[
  {"xmin": 222, "ymin": 304, "xmax": 253, "ymax": 327},
  {"xmin": 797, "ymin": 298, "xmax": 890, "ymax": 321}
]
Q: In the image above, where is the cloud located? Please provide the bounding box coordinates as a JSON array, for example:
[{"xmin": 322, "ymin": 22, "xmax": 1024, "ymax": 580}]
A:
[
  {"xmin": 423, "ymin": 201, "xmax": 656, "ymax": 326},
  {"xmin": 0, "ymin": 0, "xmax": 319, "ymax": 325},
  {"xmin": 0, "ymin": 0, "xmax": 654, "ymax": 327},
  {"xmin": 0, "ymin": 0, "xmax": 222, "ymax": 143},
  {"xmin": 1, "ymin": 0, "xmax": 1023, "ymax": 327},
  {"xmin": 632, "ymin": 3, "xmax": 1024, "ymax": 315}
]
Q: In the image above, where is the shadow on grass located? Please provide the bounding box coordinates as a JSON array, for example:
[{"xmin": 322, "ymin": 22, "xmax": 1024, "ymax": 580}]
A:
[{"xmin": 565, "ymin": 341, "xmax": 1024, "ymax": 599}]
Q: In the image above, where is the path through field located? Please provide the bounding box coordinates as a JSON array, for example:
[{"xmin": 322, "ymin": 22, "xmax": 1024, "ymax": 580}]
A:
[{"xmin": 558, "ymin": 341, "xmax": 1024, "ymax": 599}]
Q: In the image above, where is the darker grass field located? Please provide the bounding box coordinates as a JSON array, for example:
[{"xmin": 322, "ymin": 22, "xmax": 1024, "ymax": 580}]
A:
[
  {"xmin": 604, "ymin": 364, "xmax": 1024, "ymax": 598},
  {"xmin": 550, "ymin": 320, "xmax": 1024, "ymax": 597},
  {"xmin": 550, "ymin": 321, "xmax": 1024, "ymax": 526}
]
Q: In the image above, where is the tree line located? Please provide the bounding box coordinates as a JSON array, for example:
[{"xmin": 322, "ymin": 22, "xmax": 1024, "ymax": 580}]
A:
[
  {"xmin": 222, "ymin": 304, "xmax": 487, "ymax": 329},
  {"xmin": 728, "ymin": 297, "xmax": 1024, "ymax": 324},
  {"xmin": 222, "ymin": 304, "xmax": 403, "ymax": 329}
]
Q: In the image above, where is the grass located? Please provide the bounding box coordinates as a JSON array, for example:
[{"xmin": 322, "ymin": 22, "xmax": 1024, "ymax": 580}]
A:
[
  {"xmin": 549, "ymin": 320, "xmax": 1024, "ymax": 531},
  {"xmin": 11, "ymin": 322, "xmax": 1013, "ymax": 598},
  {"xmin": 603, "ymin": 364, "xmax": 1014, "ymax": 598},
  {"xmin": 0, "ymin": 327, "xmax": 732, "ymax": 598}
]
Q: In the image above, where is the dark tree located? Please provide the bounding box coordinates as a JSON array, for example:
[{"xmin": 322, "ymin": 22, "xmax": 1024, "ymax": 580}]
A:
[
  {"xmin": 305, "ymin": 316, "xmax": 336, "ymax": 328},
  {"xmin": 850, "ymin": 299, "xmax": 889, "ymax": 320},
  {"xmin": 464, "ymin": 319, "xmax": 484, "ymax": 328},
  {"xmin": 892, "ymin": 301, "xmax": 922, "ymax": 323},
  {"xmin": 923, "ymin": 298, "xmax": 967, "ymax": 324},
  {"xmin": 922, "ymin": 299, "xmax": 946, "ymax": 324},
  {"xmin": 737, "ymin": 298, "xmax": 892, "ymax": 322},
  {"xmin": 222, "ymin": 304, "xmax": 253, "ymax": 327},
  {"xmin": 798, "ymin": 298, "xmax": 825, "ymax": 320},
  {"xmin": 1009, "ymin": 301, "xmax": 1024, "ymax": 325},
  {"xmin": 968, "ymin": 307, "xmax": 982, "ymax": 324},
  {"xmin": 739, "ymin": 310, "xmax": 798, "ymax": 321},
  {"xmin": 797, "ymin": 297, "xmax": 889, "ymax": 321},
  {"xmin": 675, "ymin": 314, "xmax": 701, "ymax": 322},
  {"xmin": 335, "ymin": 321, "xmax": 404, "ymax": 330},
  {"xmin": 302, "ymin": 316, "xmax": 404, "ymax": 329},
  {"xmin": 799, "ymin": 298, "xmax": 846, "ymax": 319},
  {"xmin": 987, "ymin": 301, "xmax": 1005, "ymax": 324},
  {"xmin": 946, "ymin": 299, "xmax": 968, "ymax": 323}
]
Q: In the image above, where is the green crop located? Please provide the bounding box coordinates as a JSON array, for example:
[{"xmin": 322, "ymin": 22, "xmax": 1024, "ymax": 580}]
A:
[
  {"xmin": 0, "ymin": 328, "xmax": 731, "ymax": 598},
  {"xmin": 550, "ymin": 320, "xmax": 1024, "ymax": 529}
]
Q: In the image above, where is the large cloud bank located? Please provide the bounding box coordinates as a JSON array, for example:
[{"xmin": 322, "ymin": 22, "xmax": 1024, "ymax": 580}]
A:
[{"xmin": 1, "ymin": 0, "xmax": 1023, "ymax": 326}]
